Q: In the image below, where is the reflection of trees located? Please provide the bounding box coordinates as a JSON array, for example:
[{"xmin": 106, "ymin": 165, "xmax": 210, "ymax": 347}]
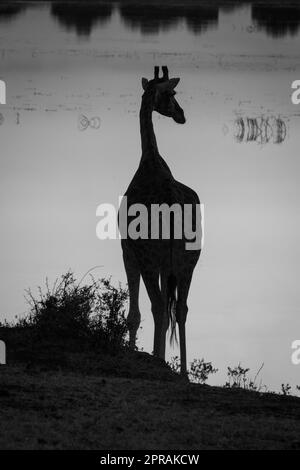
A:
[
  {"xmin": 119, "ymin": 3, "xmax": 218, "ymax": 35},
  {"xmin": 185, "ymin": 7, "xmax": 219, "ymax": 34},
  {"xmin": 220, "ymin": 1, "xmax": 249, "ymax": 14},
  {"xmin": 252, "ymin": 6, "xmax": 300, "ymax": 38},
  {"xmin": 51, "ymin": 3, "xmax": 114, "ymax": 37},
  {"xmin": 0, "ymin": 4, "xmax": 27, "ymax": 22},
  {"xmin": 235, "ymin": 116, "xmax": 287, "ymax": 145},
  {"xmin": 2, "ymin": 1, "xmax": 300, "ymax": 41}
]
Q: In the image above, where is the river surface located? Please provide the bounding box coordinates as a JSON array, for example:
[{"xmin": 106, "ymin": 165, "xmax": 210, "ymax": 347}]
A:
[{"xmin": 1, "ymin": 1, "xmax": 300, "ymax": 390}]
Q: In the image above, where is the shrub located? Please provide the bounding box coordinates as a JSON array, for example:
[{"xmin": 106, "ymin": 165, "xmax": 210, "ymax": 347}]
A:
[
  {"xmin": 225, "ymin": 364, "xmax": 250, "ymax": 389},
  {"xmin": 168, "ymin": 355, "xmax": 181, "ymax": 374},
  {"xmin": 168, "ymin": 356, "xmax": 218, "ymax": 384},
  {"xmin": 281, "ymin": 383, "xmax": 291, "ymax": 396},
  {"xmin": 225, "ymin": 363, "xmax": 265, "ymax": 391},
  {"xmin": 6, "ymin": 270, "xmax": 129, "ymax": 352},
  {"xmin": 91, "ymin": 277, "xmax": 129, "ymax": 349},
  {"xmin": 189, "ymin": 358, "xmax": 218, "ymax": 384}
]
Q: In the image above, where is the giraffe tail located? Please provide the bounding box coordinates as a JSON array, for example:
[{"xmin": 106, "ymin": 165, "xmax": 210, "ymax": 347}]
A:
[{"xmin": 167, "ymin": 273, "xmax": 178, "ymax": 345}]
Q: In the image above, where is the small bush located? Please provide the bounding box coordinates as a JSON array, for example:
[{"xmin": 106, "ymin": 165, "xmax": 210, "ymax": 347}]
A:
[
  {"xmin": 281, "ymin": 383, "xmax": 291, "ymax": 396},
  {"xmin": 226, "ymin": 364, "xmax": 250, "ymax": 389},
  {"xmin": 189, "ymin": 358, "xmax": 218, "ymax": 384},
  {"xmin": 168, "ymin": 356, "xmax": 181, "ymax": 374},
  {"xmin": 2, "ymin": 270, "xmax": 129, "ymax": 354},
  {"xmin": 225, "ymin": 363, "xmax": 265, "ymax": 391},
  {"xmin": 91, "ymin": 277, "xmax": 129, "ymax": 349},
  {"xmin": 168, "ymin": 356, "xmax": 218, "ymax": 384}
]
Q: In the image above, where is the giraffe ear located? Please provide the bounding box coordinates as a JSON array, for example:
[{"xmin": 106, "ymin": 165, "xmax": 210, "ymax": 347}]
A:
[
  {"xmin": 169, "ymin": 78, "xmax": 180, "ymax": 89},
  {"xmin": 141, "ymin": 78, "xmax": 149, "ymax": 90}
]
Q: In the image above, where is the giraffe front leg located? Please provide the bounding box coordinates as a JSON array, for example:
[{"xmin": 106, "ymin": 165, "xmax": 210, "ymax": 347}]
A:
[
  {"xmin": 141, "ymin": 271, "xmax": 167, "ymax": 360},
  {"xmin": 152, "ymin": 301, "xmax": 168, "ymax": 359},
  {"xmin": 127, "ymin": 303, "xmax": 141, "ymax": 350},
  {"xmin": 123, "ymin": 250, "xmax": 141, "ymax": 350}
]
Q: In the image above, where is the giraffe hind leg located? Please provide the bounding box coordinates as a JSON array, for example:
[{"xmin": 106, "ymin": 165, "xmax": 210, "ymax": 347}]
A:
[{"xmin": 176, "ymin": 272, "xmax": 193, "ymax": 377}]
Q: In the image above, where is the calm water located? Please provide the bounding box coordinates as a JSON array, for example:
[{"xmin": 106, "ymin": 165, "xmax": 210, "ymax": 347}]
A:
[{"xmin": 1, "ymin": 1, "xmax": 300, "ymax": 390}]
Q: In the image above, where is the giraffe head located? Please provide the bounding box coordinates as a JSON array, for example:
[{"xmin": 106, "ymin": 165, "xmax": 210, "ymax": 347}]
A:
[{"xmin": 141, "ymin": 66, "xmax": 186, "ymax": 124}]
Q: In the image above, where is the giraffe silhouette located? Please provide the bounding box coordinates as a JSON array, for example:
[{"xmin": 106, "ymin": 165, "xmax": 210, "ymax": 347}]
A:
[{"xmin": 119, "ymin": 66, "xmax": 201, "ymax": 376}]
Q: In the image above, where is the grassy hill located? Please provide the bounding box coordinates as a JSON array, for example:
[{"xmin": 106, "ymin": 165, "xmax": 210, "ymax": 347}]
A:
[
  {"xmin": 1, "ymin": 272, "xmax": 300, "ymax": 451},
  {"xmin": 1, "ymin": 346, "xmax": 300, "ymax": 450}
]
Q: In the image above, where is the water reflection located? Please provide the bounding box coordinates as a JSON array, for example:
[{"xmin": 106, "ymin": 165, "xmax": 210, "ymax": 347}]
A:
[
  {"xmin": 48, "ymin": 1, "xmax": 300, "ymax": 39},
  {"xmin": 234, "ymin": 116, "xmax": 287, "ymax": 145},
  {"xmin": 252, "ymin": 5, "xmax": 300, "ymax": 38},
  {"xmin": 119, "ymin": 3, "xmax": 218, "ymax": 35},
  {"xmin": 0, "ymin": 2, "xmax": 300, "ymax": 40},
  {"xmin": 78, "ymin": 114, "xmax": 101, "ymax": 131},
  {"xmin": 51, "ymin": 3, "xmax": 114, "ymax": 36},
  {"xmin": 220, "ymin": 3, "xmax": 248, "ymax": 13},
  {"xmin": 0, "ymin": 4, "xmax": 27, "ymax": 22},
  {"xmin": 1, "ymin": 2, "xmax": 299, "ymax": 393}
]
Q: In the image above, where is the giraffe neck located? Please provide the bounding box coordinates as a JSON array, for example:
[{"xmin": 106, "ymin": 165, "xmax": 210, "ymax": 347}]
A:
[{"xmin": 139, "ymin": 88, "xmax": 159, "ymax": 161}]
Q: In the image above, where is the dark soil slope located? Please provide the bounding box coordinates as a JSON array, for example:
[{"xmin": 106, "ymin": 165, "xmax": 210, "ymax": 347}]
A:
[{"xmin": 0, "ymin": 343, "xmax": 300, "ymax": 450}]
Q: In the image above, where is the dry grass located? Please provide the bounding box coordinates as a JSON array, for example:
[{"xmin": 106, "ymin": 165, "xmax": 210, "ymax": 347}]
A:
[
  {"xmin": 1, "ymin": 271, "xmax": 300, "ymax": 450},
  {"xmin": 1, "ymin": 355, "xmax": 300, "ymax": 450}
]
